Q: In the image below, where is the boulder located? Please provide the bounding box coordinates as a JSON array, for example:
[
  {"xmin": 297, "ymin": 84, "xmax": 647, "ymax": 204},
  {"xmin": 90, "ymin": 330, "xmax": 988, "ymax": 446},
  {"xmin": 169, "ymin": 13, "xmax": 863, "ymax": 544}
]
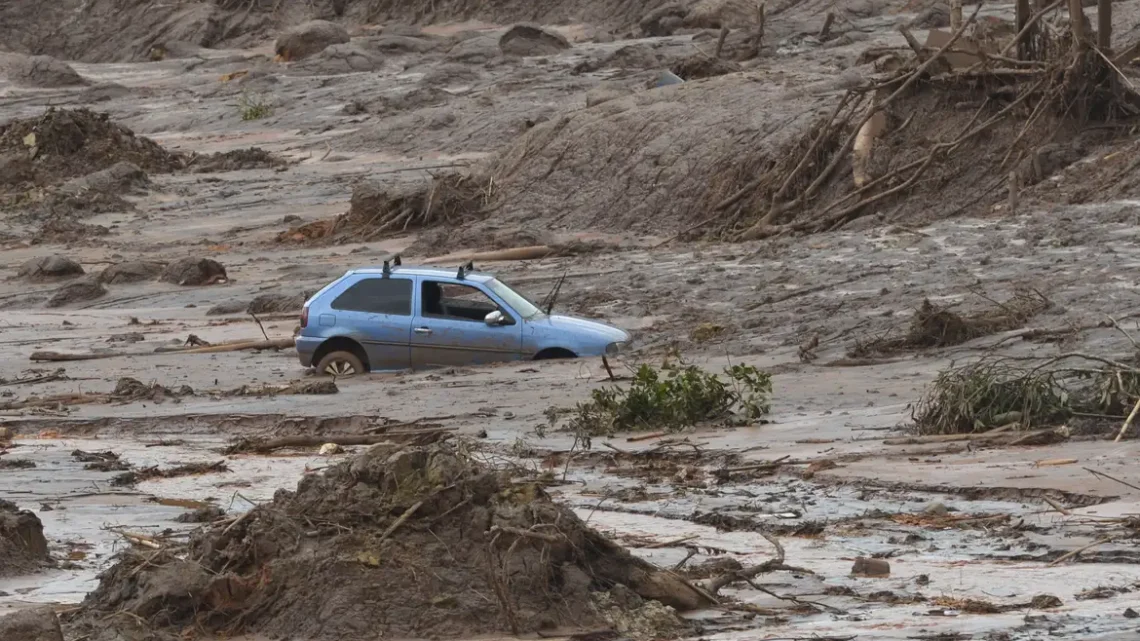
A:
[
  {"xmin": 498, "ymin": 24, "xmax": 571, "ymax": 57},
  {"xmin": 639, "ymin": 3, "xmax": 688, "ymax": 36},
  {"xmin": 274, "ymin": 20, "xmax": 351, "ymax": 61},
  {"xmin": 17, "ymin": 256, "xmax": 84, "ymax": 282},
  {"xmin": 4, "ymin": 54, "xmax": 86, "ymax": 88},
  {"xmin": 160, "ymin": 257, "xmax": 227, "ymax": 286},
  {"xmin": 0, "ymin": 607, "xmax": 63, "ymax": 641},
  {"xmin": 46, "ymin": 279, "xmax": 107, "ymax": 308},
  {"xmin": 58, "ymin": 161, "xmax": 148, "ymax": 196},
  {"xmin": 446, "ymin": 34, "xmax": 501, "ymax": 63},
  {"xmin": 297, "ymin": 43, "xmax": 383, "ymax": 73},
  {"xmin": 97, "ymin": 261, "xmax": 164, "ymax": 284}
]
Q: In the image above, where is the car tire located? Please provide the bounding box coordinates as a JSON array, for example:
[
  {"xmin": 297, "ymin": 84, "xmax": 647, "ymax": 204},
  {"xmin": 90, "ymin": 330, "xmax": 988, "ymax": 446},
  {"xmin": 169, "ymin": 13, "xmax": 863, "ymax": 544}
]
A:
[{"xmin": 315, "ymin": 350, "xmax": 365, "ymax": 377}]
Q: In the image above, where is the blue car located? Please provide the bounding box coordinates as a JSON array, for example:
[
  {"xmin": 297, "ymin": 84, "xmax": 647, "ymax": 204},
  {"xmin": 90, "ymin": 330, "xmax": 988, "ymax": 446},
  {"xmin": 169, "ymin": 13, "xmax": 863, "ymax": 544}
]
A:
[{"xmin": 296, "ymin": 261, "xmax": 631, "ymax": 376}]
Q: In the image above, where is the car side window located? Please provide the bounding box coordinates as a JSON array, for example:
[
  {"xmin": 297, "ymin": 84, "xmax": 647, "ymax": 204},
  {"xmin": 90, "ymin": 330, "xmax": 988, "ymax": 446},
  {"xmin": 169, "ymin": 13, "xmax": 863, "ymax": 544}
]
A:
[
  {"xmin": 331, "ymin": 278, "xmax": 412, "ymax": 315},
  {"xmin": 421, "ymin": 281, "xmax": 510, "ymax": 323}
]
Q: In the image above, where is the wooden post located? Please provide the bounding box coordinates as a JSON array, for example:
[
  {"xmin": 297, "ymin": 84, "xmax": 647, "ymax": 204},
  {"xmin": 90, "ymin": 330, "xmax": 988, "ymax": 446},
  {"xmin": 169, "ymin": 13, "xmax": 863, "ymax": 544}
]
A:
[
  {"xmin": 1008, "ymin": 172, "xmax": 1019, "ymax": 214},
  {"xmin": 1016, "ymin": 0, "xmax": 1031, "ymax": 58},
  {"xmin": 950, "ymin": 0, "xmax": 963, "ymax": 31},
  {"xmin": 1097, "ymin": 0, "xmax": 1112, "ymax": 52},
  {"xmin": 715, "ymin": 26, "xmax": 729, "ymax": 58},
  {"xmin": 1069, "ymin": 0, "xmax": 1087, "ymax": 46},
  {"xmin": 819, "ymin": 12, "xmax": 835, "ymax": 41}
]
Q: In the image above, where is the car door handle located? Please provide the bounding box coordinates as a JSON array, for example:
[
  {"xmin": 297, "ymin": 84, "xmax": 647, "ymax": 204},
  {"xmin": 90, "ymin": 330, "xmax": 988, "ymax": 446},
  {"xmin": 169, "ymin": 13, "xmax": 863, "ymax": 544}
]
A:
[{"xmin": 414, "ymin": 327, "xmax": 432, "ymax": 335}]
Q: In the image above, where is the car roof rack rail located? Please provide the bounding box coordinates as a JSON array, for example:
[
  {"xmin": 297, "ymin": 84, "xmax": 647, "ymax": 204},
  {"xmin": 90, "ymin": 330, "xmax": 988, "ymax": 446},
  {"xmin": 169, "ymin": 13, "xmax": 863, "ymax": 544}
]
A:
[
  {"xmin": 456, "ymin": 260, "xmax": 476, "ymax": 280},
  {"xmin": 381, "ymin": 254, "xmax": 403, "ymax": 277}
]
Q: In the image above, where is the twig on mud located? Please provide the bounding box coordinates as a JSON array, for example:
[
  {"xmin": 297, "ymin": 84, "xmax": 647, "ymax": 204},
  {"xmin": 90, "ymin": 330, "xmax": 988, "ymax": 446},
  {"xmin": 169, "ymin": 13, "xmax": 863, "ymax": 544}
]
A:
[
  {"xmin": 489, "ymin": 525, "xmax": 566, "ymax": 544},
  {"xmin": 703, "ymin": 532, "xmax": 806, "ymax": 595},
  {"xmin": 644, "ymin": 534, "xmax": 700, "ymax": 549},
  {"xmin": 378, "ymin": 501, "xmax": 423, "ymax": 544},
  {"xmin": 744, "ymin": 579, "xmax": 847, "ymax": 614},
  {"xmin": 1083, "ymin": 466, "xmax": 1140, "ymax": 492},
  {"xmin": 1048, "ymin": 535, "xmax": 1117, "ymax": 565},
  {"xmin": 249, "ymin": 312, "xmax": 270, "ymax": 341},
  {"xmin": 1042, "ymin": 496, "xmax": 1071, "ymax": 516},
  {"xmin": 1113, "ymin": 396, "xmax": 1140, "ymax": 442}
]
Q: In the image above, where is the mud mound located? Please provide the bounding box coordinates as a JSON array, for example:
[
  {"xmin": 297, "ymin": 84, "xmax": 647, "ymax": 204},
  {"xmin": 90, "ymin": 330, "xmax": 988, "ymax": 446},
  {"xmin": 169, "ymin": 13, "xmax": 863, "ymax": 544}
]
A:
[
  {"xmin": 98, "ymin": 261, "xmax": 164, "ymax": 284},
  {"xmin": 72, "ymin": 443, "xmax": 707, "ymax": 641},
  {"xmin": 275, "ymin": 20, "xmax": 350, "ymax": 61},
  {"xmin": 294, "ymin": 42, "xmax": 383, "ymax": 73},
  {"xmin": 0, "ymin": 500, "xmax": 49, "ymax": 577},
  {"xmin": 160, "ymin": 257, "xmax": 227, "ymax": 286},
  {"xmin": 58, "ymin": 161, "xmax": 149, "ymax": 195},
  {"xmin": 18, "ymin": 255, "xmax": 84, "ymax": 282},
  {"xmin": 671, "ymin": 54, "xmax": 741, "ymax": 80},
  {"xmin": 0, "ymin": 108, "xmax": 181, "ymax": 192},
  {"xmin": 499, "ymin": 24, "xmax": 571, "ymax": 57},
  {"xmin": 484, "ymin": 73, "xmax": 834, "ymax": 235},
  {"xmin": 281, "ymin": 173, "xmax": 488, "ymax": 244},
  {"xmin": 248, "ymin": 292, "xmax": 308, "ymax": 314},
  {"xmin": 0, "ymin": 607, "xmax": 63, "ymax": 641},
  {"xmin": 2, "ymin": 53, "xmax": 87, "ymax": 88},
  {"xmin": 187, "ymin": 147, "xmax": 287, "ymax": 173},
  {"xmin": 46, "ymin": 279, "xmax": 107, "ymax": 308}
]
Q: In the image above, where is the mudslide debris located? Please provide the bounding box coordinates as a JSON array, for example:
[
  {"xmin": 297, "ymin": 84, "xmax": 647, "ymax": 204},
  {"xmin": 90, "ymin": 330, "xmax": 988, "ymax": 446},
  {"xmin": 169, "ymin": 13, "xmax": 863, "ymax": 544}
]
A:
[{"xmin": 70, "ymin": 443, "xmax": 711, "ymax": 641}]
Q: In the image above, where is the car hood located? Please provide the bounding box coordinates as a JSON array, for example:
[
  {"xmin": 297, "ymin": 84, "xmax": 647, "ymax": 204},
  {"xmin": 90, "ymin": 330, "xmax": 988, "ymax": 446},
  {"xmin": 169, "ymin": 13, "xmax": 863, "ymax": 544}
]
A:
[{"xmin": 536, "ymin": 314, "xmax": 630, "ymax": 342}]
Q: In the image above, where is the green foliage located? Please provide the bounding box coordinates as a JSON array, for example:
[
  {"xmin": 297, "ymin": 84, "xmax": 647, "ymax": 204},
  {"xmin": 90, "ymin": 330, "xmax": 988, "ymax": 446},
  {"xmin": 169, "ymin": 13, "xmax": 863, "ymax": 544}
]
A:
[
  {"xmin": 913, "ymin": 354, "xmax": 1140, "ymax": 435},
  {"xmin": 566, "ymin": 362, "xmax": 773, "ymax": 438},
  {"xmin": 238, "ymin": 91, "xmax": 273, "ymax": 121}
]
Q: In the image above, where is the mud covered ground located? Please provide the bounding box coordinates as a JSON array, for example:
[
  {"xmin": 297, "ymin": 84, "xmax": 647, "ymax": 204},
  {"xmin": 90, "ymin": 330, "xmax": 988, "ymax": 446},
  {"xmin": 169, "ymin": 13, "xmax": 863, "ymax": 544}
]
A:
[{"xmin": 5, "ymin": 1, "xmax": 1140, "ymax": 640}]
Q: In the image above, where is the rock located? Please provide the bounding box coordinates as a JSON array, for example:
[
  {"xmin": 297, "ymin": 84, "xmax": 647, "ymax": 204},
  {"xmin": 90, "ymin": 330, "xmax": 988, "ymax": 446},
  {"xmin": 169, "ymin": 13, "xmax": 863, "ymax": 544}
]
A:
[
  {"xmin": 205, "ymin": 300, "xmax": 249, "ymax": 316},
  {"xmin": 0, "ymin": 606, "xmax": 63, "ymax": 641},
  {"xmin": 1030, "ymin": 594, "xmax": 1063, "ymax": 609},
  {"xmin": 0, "ymin": 426, "xmax": 12, "ymax": 441},
  {"xmin": 18, "ymin": 256, "xmax": 84, "ymax": 282},
  {"xmin": 46, "ymin": 279, "xmax": 107, "ymax": 308},
  {"xmin": 640, "ymin": 3, "xmax": 689, "ymax": 36},
  {"xmin": 0, "ymin": 500, "xmax": 49, "ymax": 577},
  {"xmin": 58, "ymin": 161, "xmax": 148, "ymax": 196},
  {"xmin": 274, "ymin": 20, "xmax": 350, "ymax": 61},
  {"xmin": 685, "ymin": 0, "xmax": 763, "ymax": 28},
  {"xmin": 910, "ymin": 3, "xmax": 951, "ymax": 28},
  {"xmin": 851, "ymin": 557, "xmax": 890, "ymax": 577},
  {"xmin": 4, "ymin": 53, "xmax": 86, "ymax": 88},
  {"xmin": 1125, "ymin": 607, "xmax": 1139, "ymax": 618},
  {"xmin": 363, "ymin": 34, "xmax": 440, "ymax": 54},
  {"xmin": 160, "ymin": 258, "xmax": 227, "ymax": 286},
  {"xmin": 922, "ymin": 502, "xmax": 949, "ymax": 516},
  {"xmin": 98, "ymin": 261, "xmax": 164, "ymax": 284},
  {"xmin": 319, "ymin": 443, "xmax": 344, "ymax": 455},
  {"xmin": 498, "ymin": 24, "xmax": 571, "ymax": 57},
  {"xmin": 298, "ymin": 43, "xmax": 383, "ymax": 73},
  {"xmin": 446, "ymin": 34, "xmax": 502, "ymax": 63}
]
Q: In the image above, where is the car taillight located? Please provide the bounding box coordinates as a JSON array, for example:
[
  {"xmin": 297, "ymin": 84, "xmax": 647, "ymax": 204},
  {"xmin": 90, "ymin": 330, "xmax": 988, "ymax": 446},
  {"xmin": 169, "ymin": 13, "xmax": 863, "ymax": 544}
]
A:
[{"xmin": 300, "ymin": 307, "xmax": 309, "ymax": 328}]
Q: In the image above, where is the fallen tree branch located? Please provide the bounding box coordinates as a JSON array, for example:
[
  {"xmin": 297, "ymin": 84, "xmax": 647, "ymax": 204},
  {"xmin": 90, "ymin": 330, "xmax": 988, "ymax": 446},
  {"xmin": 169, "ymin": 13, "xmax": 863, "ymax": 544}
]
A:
[
  {"xmin": 223, "ymin": 429, "xmax": 456, "ymax": 454},
  {"xmin": 30, "ymin": 338, "xmax": 294, "ymax": 362},
  {"xmin": 703, "ymin": 532, "xmax": 792, "ymax": 595}
]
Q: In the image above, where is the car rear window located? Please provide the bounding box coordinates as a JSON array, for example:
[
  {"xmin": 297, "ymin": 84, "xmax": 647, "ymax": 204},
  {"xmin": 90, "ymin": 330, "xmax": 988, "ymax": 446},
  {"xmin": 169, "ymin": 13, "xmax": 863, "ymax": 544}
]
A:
[{"xmin": 331, "ymin": 277, "xmax": 412, "ymax": 315}]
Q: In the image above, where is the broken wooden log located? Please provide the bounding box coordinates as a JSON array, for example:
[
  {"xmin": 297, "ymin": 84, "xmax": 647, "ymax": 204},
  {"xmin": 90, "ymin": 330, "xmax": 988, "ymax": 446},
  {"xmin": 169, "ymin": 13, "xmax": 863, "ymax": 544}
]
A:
[{"xmin": 423, "ymin": 245, "xmax": 559, "ymax": 265}]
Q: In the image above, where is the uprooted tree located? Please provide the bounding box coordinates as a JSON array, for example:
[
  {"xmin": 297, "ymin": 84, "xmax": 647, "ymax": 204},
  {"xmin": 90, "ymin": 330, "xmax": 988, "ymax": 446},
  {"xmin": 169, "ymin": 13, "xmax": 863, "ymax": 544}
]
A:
[{"xmin": 702, "ymin": 2, "xmax": 1140, "ymax": 240}]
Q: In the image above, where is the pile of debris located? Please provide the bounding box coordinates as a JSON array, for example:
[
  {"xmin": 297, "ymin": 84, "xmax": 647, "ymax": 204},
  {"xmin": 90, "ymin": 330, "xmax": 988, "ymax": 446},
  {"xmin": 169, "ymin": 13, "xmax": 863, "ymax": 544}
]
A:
[
  {"xmin": 279, "ymin": 172, "xmax": 490, "ymax": 244},
  {"xmin": 67, "ymin": 442, "xmax": 709, "ymax": 641}
]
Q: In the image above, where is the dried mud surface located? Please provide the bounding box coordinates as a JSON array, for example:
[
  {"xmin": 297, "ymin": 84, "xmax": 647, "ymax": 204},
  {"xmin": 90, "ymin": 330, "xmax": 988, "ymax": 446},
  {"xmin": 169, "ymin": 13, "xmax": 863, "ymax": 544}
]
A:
[{"xmin": 5, "ymin": 2, "xmax": 1140, "ymax": 640}]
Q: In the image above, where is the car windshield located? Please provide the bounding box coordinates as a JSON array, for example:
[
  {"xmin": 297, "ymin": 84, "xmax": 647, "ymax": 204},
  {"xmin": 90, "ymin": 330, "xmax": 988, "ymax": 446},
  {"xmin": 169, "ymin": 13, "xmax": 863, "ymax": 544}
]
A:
[{"xmin": 485, "ymin": 278, "xmax": 542, "ymax": 319}]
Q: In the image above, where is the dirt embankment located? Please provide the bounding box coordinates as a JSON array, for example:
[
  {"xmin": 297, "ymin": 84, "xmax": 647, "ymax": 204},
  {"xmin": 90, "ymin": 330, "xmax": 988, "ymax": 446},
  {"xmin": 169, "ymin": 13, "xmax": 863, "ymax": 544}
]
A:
[
  {"xmin": 0, "ymin": 0, "xmax": 679, "ymax": 63},
  {"xmin": 0, "ymin": 500, "xmax": 50, "ymax": 577},
  {"xmin": 67, "ymin": 442, "xmax": 707, "ymax": 641}
]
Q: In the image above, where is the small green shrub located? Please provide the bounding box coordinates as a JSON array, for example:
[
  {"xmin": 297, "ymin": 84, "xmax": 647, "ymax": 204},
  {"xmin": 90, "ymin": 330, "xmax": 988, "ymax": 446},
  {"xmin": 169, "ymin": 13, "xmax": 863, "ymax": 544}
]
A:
[
  {"xmin": 566, "ymin": 361, "xmax": 772, "ymax": 437},
  {"xmin": 238, "ymin": 91, "xmax": 273, "ymax": 121}
]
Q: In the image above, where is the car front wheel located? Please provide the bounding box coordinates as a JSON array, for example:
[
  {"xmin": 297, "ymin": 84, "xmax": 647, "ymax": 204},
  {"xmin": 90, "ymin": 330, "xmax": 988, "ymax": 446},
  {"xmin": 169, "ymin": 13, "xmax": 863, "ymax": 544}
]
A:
[{"xmin": 315, "ymin": 350, "xmax": 365, "ymax": 377}]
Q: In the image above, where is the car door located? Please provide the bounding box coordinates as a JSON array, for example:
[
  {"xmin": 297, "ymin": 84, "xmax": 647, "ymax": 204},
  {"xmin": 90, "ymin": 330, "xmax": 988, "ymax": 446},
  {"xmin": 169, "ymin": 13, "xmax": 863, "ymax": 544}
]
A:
[
  {"xmin": 410, "ymin": 278, "xmax": 524, "ymax": 368},
  {"xmin": 327, "ymin": 276, "xmax": 413, "ymax": 370}
]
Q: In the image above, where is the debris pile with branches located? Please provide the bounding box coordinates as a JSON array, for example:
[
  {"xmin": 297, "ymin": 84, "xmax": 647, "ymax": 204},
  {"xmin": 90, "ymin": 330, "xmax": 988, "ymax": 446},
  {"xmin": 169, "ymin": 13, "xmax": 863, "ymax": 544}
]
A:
[
  {"xmin": 852, "ymin": 289, "xmax": 1051, "ymax": 356},
  {"xmin": 278, "ymin": 172, "xmax": 492, "ymax": 244},
  {"xmin": 710, "ymin": 5, "xmax": 1140, "ymax": 240},
  {"xmin": 67, "ymin": 442, "xmax": 713, "ymax": 641},
  {"xmin": 913, "ymin": 352, "xmax": 1140, "ymax": 436}
]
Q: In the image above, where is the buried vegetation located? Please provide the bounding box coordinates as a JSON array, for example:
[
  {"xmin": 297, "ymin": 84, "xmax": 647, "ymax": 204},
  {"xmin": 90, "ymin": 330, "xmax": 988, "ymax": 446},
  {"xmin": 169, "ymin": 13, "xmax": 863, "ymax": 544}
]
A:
[{"xmin": 913, "ymin": 352, "xmax": 1140, "ymax": 436}]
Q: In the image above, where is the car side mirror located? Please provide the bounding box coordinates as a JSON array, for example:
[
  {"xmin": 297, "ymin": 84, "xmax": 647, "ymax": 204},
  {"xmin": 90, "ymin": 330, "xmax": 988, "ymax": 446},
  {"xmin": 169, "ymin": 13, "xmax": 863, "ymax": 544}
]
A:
[{"xmin": 484, "ymin": 310, "xmax": 505, "ymax": 326}]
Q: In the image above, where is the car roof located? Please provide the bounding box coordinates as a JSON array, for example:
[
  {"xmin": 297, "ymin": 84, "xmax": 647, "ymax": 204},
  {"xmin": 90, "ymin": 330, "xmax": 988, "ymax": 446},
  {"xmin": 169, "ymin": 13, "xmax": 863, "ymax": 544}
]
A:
[{"xmin": 345, "ymin": 266, "xmax": 495, "ymax": 283}]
